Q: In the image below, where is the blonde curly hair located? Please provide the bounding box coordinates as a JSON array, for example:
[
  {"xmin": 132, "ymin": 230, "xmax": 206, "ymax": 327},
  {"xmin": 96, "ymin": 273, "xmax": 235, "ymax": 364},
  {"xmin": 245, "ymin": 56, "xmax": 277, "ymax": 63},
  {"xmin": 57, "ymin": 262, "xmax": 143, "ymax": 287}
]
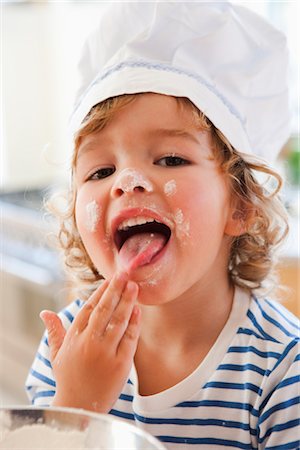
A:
[{"xmin": 48, "ymin": 94, "xmax": 289, "ymax": 299}]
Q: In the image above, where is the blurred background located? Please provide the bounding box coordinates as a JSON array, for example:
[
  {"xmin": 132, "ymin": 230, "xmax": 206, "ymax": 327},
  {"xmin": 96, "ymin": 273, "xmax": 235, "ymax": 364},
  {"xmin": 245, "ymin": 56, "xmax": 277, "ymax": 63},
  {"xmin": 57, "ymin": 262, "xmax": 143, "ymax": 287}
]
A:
[{"xmin": 1, "ymin": 1, "xmax": 299, "ymax": 406}]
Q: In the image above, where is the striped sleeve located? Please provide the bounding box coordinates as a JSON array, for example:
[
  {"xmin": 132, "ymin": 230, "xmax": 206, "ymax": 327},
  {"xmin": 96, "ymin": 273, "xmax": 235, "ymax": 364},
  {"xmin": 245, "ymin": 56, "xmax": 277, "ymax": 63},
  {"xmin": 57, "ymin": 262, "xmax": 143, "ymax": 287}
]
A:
[
  {"xmin": 25, "ymin": 299, "xmax": 84, "ymax": 406},
  {"xmin": 258, "ymin": 338, "xmax": 300, "ymax": 449},
  {"xmin": 249, "ymin": 297, "xmax": 300, "ymax": 449}
]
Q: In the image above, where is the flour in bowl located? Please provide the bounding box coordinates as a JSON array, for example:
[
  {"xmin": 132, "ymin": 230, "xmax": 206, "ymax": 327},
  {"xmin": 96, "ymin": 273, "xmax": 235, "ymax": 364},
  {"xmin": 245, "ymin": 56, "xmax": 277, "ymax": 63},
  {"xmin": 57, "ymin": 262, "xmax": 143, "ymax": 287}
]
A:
[{"xmin": 0, "ymin": 423, "xmax": 88, "ymax": 449}]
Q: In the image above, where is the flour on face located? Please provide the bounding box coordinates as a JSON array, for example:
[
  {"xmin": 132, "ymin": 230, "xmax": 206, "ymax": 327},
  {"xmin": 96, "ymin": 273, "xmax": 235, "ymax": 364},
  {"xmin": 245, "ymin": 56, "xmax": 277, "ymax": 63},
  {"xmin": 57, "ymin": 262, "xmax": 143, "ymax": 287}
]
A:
[
  {"xmin": 138, "ymin": 258, "xmax": 166, "ymax": 288},
  {"xmin": 85, "ymin": 200, "xmax": 101, "ymax": 232},
  {"xmin": 164, "ymin": 179, "xmax": 177, "ymax": 197},
  {"xmin": 116, "ymin": 168, "xmax": 154, "ymax": 193},
  {"xmin": 174, "ymin": 208, "xmax": 190, "ymax": 240}
]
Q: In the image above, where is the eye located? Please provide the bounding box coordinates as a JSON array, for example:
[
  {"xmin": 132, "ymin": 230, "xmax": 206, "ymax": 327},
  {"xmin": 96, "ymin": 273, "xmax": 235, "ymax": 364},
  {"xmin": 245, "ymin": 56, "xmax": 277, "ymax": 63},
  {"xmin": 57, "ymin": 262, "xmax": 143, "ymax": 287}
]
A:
[
  {"xmin": 155, "ymin": 155, "xmax": 190, "ymax": 167},
  {"xmin": 87, "ymin": 167, "xmax": 115, "ymax": 180}
]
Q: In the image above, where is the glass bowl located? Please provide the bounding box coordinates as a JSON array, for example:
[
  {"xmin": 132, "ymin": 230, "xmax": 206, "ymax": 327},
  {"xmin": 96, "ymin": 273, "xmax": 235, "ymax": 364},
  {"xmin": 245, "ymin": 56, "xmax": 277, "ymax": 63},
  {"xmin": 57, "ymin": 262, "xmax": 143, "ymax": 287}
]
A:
[{"xmin": 0, "ymin": 406, "xmax": 166, "ymax": 449}]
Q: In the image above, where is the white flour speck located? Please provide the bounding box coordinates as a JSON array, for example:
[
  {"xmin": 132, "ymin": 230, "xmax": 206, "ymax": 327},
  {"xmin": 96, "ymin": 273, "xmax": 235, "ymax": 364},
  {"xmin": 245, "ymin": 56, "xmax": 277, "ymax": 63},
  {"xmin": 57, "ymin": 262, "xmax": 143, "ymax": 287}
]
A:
[
  {"xmin": 116, "ymin": 168, "xmax": 153, "ymax": 193},
  {"xmin": 164, "ymin": 179, "xmax": 177, "ymax": 197},
  {"xmin": 86, "ymin": 200, "xmax": 101, "ymax": 232},
  {"xmin": 174, "ymin": 209, "xmax": 190, "ymax": 239}
]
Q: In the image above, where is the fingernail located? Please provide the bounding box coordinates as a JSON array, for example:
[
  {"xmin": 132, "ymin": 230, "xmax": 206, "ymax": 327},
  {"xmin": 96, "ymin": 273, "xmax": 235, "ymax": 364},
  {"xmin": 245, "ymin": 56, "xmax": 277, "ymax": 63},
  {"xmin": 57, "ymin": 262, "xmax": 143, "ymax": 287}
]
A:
[
  {"xmin": 39, "ymin": 310, "xmax": 47, "ymax": 322},
  {"xmin": 40, "ymin": 310, "xmax": 54, "ymax": 327}
]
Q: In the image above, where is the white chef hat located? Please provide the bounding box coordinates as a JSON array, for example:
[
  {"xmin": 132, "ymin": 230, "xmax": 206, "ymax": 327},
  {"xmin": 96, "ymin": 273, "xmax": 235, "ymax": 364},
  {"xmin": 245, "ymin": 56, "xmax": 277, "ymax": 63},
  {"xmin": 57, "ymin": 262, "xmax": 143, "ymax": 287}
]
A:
[{"xmin": 69, "ymin": 1, "xmax": 291, "ymax": 162}]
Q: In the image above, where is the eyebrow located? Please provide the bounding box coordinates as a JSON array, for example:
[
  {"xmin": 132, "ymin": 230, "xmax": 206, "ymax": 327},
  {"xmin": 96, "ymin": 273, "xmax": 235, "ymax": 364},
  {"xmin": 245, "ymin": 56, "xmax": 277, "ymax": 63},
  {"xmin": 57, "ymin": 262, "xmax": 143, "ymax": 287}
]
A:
[
  {"xmin": 77, "ymin": 127, "xmax": 200, "ymax": 160},
  {"xmin": 148, "ymin": 127, "xmax": 200, "ymax": 144},
  {"xmin": 77, "ymin": 142, "xmax": 100, "ymax": 161}
]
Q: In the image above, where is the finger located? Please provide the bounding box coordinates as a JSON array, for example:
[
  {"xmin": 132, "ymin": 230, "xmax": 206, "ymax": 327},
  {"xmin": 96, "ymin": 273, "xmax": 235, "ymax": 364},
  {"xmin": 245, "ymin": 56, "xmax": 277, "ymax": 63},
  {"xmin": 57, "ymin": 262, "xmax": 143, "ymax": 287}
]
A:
[
  {"xmin": 40, "ymin": 310, "xmax": 66, "ymax": 362},
  {"xmin": 72, "ymin": 280, "xmax": 109, "ymax": 332},
  {"xmin": 104, "ymin": 280, "xmax": 139, "ymax": 346},
  {"xmin": 87, "ymin": 272, "xmax": 129, "ymax": 335},
  {"xmin": 117, "ymin": 304, "xmax": 141, "ymax": 357}
]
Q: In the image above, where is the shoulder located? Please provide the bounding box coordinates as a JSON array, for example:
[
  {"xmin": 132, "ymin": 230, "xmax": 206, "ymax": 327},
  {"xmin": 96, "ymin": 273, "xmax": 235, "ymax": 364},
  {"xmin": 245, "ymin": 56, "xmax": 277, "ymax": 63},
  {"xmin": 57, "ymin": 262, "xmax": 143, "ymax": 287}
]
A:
[
  {"xmin": 244, "ymin": 297, "xmax": 300, "ymax": 445},
  {"xmin": 231, "ymin": 292, "xmax": 299, "ymax": 378},
  {"xmin": 233, "ymin": 293, "xmax": 299, "ymax": 386},
  {"xmin": 246, "ymin": 294, "xmax": 299, "ymax": 345}
]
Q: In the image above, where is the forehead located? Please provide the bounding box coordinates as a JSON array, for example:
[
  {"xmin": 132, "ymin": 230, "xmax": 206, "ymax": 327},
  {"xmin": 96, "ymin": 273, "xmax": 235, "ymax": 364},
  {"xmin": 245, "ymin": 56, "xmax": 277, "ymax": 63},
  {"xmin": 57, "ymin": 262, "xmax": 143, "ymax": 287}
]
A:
[
  {"xmin": 76, "ymin": 93, "xmax": 207, "ymax": 158},
  {"xmin": 116, "ymin": 94, "xmax": 198, "ymax": 129}
]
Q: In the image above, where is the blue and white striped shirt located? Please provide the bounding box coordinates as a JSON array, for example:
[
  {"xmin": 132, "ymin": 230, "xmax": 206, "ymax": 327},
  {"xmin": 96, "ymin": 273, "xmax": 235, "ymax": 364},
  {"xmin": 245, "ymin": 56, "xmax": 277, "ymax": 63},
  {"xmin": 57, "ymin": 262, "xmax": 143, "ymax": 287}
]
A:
[{"xmin": 26, "ymin": 287, "xmax": 300, "ymax": 449}]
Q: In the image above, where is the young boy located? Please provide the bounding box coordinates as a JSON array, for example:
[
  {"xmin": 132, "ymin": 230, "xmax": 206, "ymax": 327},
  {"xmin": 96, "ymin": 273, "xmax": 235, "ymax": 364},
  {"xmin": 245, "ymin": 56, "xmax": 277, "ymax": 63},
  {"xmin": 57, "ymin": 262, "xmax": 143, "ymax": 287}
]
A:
[{"xmin": 26, "ymin": 2, "xmax": 299, "ymax": 449}]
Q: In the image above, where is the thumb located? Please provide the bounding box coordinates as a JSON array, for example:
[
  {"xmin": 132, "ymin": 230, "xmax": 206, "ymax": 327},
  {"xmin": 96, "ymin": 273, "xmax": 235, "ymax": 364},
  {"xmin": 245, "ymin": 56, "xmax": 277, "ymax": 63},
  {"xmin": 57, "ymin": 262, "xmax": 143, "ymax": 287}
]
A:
[{"xmin": 40, "ymin": 310, "xmax": 66, "ymax": 362}]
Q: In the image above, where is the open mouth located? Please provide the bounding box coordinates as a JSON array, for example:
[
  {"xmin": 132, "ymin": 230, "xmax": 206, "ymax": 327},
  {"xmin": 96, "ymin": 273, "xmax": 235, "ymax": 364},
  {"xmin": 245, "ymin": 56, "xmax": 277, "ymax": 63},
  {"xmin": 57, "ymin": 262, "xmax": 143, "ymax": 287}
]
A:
[
  {"xmin": 114, "ymin": 219, "xmax": 171, "ymax": 250},
  {"xmin": 113, "ymin": 217, "xmax": 172, "ymax": 271}
]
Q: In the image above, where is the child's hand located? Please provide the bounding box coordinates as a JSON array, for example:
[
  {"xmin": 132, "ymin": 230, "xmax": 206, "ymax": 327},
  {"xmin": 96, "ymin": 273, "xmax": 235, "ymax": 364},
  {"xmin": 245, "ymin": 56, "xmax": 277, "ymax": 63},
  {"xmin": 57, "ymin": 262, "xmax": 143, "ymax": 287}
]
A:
[{"xmin": 40, "ymin": 272, "xmax": 141, "ymax": 413}]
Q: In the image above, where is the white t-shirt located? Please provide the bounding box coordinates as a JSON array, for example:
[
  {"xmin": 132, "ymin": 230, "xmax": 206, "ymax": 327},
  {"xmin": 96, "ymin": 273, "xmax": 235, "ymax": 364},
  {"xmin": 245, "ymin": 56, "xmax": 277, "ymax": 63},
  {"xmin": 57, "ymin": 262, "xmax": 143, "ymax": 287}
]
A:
[{"xmin": 26, "ymin": 287, "xmax": 300, "ymax": 449}]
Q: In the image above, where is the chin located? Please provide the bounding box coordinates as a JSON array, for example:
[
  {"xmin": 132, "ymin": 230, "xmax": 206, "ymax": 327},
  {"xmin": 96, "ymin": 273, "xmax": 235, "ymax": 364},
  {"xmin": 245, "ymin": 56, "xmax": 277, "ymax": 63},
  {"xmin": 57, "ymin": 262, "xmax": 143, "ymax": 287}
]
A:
[{"xmin": 135, "ymin": 278, "xmax": 173, "ymax": 306}]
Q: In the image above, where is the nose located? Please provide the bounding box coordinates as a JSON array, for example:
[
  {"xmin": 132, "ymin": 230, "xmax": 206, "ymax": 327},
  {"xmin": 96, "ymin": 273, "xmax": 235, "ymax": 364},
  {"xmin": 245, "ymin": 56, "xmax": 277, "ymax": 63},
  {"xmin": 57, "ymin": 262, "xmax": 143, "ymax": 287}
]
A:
[{"xmin": 111, "ymin": 168, "xmax": 154, "ymax": 198}]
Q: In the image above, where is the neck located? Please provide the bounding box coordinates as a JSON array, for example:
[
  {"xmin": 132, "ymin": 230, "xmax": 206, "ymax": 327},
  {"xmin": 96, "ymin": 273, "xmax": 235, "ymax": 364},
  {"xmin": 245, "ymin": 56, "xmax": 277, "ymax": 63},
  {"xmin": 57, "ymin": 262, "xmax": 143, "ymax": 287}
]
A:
[{"xmin": 138, "ymin": 277, "xmax": 234, "ymax": 353}]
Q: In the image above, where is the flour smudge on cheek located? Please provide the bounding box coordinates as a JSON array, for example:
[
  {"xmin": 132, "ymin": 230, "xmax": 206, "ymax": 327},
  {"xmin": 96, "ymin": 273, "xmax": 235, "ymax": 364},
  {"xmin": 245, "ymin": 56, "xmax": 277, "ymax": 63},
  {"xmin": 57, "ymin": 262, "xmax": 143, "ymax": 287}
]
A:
[
  {"xmin": 85, "ymin": 200, "xmax": 102, "ymax": 232},
  {"xmin": 174, "ymin": 208, "xmax": 190, "ymax": 240},
  {"xmin": 164, "ymin": 179, "xmax": 177, "ymax": 197},
  {"xmin": 163, "ymin": 181, "xmax": 190, "ymax": 239}
]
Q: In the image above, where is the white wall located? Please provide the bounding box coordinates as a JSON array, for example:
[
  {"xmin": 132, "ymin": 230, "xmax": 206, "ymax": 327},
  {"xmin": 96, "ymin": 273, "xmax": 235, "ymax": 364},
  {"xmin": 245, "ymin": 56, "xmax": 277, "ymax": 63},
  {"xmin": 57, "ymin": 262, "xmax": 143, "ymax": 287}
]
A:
[{"xmin": 1, "ymin": 2, "xmax": 106, "ymax": 191}]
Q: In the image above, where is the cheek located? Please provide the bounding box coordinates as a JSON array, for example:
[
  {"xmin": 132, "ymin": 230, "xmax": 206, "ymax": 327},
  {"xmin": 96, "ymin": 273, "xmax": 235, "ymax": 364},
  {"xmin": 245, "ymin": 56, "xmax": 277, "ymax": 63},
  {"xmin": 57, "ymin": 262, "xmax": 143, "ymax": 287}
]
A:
[
  {"xmin": 75, "ymin": 192, "xmax": 113, "ymax": 277},
  {"xmin": 191, "ymin": 183, "xmax": 229, "ymax": 240},
  {"xmin": 75, "ymin": 191, "xmax": 103, "ymax": 238},
  {"xmin": 164, "ymin": 179, "xmax": 177, "ymax": 197},
  {"xmin": 173, "ymin": 208, "xmax": 190, "ymax": 240},
  {"xmin": 85, "ymin": 200, "xmax": 102, "ymax": 232},
  {"xmin": 168, "ymin": 177, "xmax": 230, "ymax": 241},
  {"xmin": 163, "ymin": 179, "xmax": 190, "ymax": 240}
]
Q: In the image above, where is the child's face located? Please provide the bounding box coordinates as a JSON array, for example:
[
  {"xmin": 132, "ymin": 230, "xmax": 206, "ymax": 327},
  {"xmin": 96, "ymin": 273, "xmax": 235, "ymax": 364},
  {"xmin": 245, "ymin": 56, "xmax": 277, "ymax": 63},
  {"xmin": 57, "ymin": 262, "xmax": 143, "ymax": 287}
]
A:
[{"xmin": 74, "ymin": 94, "xmax": 238, "ymax": 304}]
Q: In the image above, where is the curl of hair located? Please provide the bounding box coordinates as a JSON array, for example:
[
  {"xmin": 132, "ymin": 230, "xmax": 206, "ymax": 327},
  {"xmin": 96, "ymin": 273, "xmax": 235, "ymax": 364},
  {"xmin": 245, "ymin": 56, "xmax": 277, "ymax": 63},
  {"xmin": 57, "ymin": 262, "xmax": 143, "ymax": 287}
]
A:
[{"xmin": 48, "ymin": 94, "xmax": 289, "ymax": 299}]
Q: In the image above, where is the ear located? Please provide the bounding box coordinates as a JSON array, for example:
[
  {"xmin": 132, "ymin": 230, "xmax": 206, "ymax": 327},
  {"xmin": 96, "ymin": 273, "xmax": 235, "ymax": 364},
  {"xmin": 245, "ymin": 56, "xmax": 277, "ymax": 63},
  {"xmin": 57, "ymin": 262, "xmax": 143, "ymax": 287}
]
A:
[{"xmin": 224, "ymin": 200, "xmax": 254, "ymax": 237}]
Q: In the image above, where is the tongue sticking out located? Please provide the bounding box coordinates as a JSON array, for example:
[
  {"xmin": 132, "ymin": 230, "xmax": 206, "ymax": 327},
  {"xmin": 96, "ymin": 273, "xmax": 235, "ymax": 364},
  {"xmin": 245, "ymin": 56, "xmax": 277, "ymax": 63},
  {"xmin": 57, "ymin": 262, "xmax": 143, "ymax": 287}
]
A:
[{"xmin": 118, "ymin": 232, "xmax": 167, "ymax": 272}]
